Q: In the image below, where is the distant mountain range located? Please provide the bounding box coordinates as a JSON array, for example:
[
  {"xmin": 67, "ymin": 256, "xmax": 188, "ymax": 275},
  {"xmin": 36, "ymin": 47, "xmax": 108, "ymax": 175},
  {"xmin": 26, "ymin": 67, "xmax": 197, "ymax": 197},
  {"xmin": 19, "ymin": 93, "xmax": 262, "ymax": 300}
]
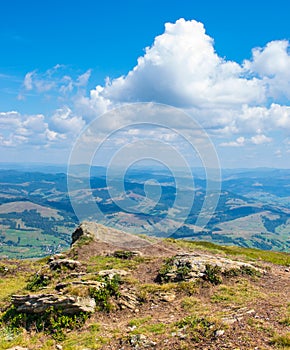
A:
[{"xmin": 0, "ymin": 165, "xmax": 289, "ymax": 258}]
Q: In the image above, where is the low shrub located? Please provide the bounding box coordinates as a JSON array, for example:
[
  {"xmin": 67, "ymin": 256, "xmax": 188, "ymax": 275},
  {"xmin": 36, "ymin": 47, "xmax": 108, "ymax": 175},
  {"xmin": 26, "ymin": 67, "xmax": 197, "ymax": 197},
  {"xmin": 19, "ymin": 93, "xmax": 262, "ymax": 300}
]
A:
[
  {"xmin": 89, "ymin": 275, "xmax": 121, "ymax": 312},
  {"xmin": 1, "ymin": 305, "xmax": 88, "ymax": 340}
]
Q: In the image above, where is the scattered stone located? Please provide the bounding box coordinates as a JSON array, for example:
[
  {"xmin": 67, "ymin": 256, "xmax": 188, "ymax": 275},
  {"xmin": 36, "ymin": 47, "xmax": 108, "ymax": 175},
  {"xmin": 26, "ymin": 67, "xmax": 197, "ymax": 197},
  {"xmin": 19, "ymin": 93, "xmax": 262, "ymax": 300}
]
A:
[
  {"xmin": 129, "ymin": 334, "xmax": 156, "ymax": 348},
  {"xmin": 245, "ymin": 309, "xmax": 256, "ymax": 315},
  {"xmin": 177, "ymin": 330, "xmax": 187, "ymax": 339},
  {"xmin": 222, "ymin": 317, "xmax": 238, "ymax": 325},
  {"xmin": 56, "ymin": 345, "xmax": 63, "ymax": 350},
  {"xmin": 221, "ymin": 307, "xmax": 255, "ymax": 324},
  {"xmin": 98, "ymin": 269, "xmax": 128, "ymax": 279},
  {"xmin": 215, "ymin": 329, "xmax": 225, "ymax": 337},
  {"xmin": 69, "ymin": 272, "xmax": 87, "ymax": 278},
  {"xmin": 48, "ymin": 253, "xmax": 66, "ymax": 262},
  {"xmin": 6, "ymin": 347, "xmax": 29, "ymax": 350},
  {"xmin": 55, "ymin": 280, "xmax": 104, "ymax": 291},
  {"xmin": 49, "ymin": 259, "xmax": 81, "ymax": 270},
  {"xmin": 0, "ymin": 265, "xmax": 9, "ymax": 274},
  {"xmin": 159, "ymin": 292, "xmax": 176, "ymax": 302},
  {"xmin": 117, "ymin": 290, "xmax": 140, "ymax": 310},
  {"xmin": 11, "ymin": 293, "xmax": 96, "ymax": 314}
]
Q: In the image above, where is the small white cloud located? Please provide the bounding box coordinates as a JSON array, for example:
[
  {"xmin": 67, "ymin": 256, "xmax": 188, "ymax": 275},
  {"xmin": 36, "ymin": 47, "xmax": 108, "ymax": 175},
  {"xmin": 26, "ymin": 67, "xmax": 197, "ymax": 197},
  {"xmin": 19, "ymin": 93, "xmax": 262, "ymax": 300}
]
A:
[
  {"xmin": 250, "ymin": 134, "xmax": 272, "ymax": 145},
  {"xmin": 220, "ymin": 136, "xmax": 245, "ymax": 147},
  {"xmin": 23, "ymin": 71, "xmax": 35, "ymax": 90},
  {"xmin": 22, "ymin": 66, "xmax": 91, "ymax": 98},
  {"xmin": 50, "ymin": 107, "xmax": 85, "ymax": 134},
  {"xmin": 77, "ymin": 70, "xmax": 91, "ymax": 87}
]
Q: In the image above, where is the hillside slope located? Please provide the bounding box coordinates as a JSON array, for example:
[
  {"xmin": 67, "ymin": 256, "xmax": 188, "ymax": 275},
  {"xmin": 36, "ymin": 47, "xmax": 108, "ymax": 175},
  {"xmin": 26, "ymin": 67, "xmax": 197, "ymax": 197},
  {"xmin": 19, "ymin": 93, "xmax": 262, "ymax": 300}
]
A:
[
  {"xmin": 0, "ymin": 222, "xmax": 289, "ymax": 350},
  {"xmin": 1, "ymin": 168, "xmax": 290, "ymax": 259}
]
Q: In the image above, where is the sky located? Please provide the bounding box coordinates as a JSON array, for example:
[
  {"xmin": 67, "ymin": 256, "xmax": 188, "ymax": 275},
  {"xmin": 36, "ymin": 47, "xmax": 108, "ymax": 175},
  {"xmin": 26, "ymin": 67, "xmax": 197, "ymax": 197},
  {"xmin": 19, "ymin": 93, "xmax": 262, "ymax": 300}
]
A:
[{"xmin": 1, "ymin": 0, "xmax": 290, "ymax": 169}]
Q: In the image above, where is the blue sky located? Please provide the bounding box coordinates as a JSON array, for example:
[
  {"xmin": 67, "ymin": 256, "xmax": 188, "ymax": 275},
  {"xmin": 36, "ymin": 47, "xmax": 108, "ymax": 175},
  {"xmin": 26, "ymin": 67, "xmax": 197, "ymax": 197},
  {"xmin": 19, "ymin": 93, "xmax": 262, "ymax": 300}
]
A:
[{"xmin": 1, "ymin": 0, "xmax": 290, "ymax": 168}]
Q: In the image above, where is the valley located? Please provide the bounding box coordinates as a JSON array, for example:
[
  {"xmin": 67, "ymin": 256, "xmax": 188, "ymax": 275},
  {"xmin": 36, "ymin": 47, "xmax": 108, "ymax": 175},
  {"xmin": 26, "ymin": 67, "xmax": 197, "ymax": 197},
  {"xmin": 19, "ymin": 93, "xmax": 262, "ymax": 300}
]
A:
[{"xmin": 0, "ymin": 166, "xmax": 289, "ymax": 259}]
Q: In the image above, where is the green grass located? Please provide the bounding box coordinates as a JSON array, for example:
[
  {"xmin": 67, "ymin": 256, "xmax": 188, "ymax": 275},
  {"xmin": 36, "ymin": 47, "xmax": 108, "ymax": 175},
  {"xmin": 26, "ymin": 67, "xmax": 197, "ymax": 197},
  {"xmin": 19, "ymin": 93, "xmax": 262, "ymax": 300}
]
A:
[
  {"xmin": 211, "ymin": 279, "xmax": 265, "ymax": 306},
  {"xmin": 60, "ymin": 324, "xmax": 105, "ymax": 350},
  {"xmin": 0, "ymin": 228, "xmax": 69, "ymax": 259},
  {"xmin": 279, "ymin": 304, "xmax": 290, "ymax": 326},
  {"xmin": 129, "ymin": 321, "xmax": 167, "ymax": 336},
  {"xmin": 271, "ymin": 332, "xmax": 290, "ymax": 348},
  {"xmin": 87, "ymin": 255, "xmax": 147, "ymax": 272},
  {"xmin": 0, "ymin": 276, "xmax": 28, "ymax": 301},
  {"xmin": 166, "ymin": 239, "xmax": 290, "ymax": 266},
  {"xmin": 174, "ymin": 315, "xmax": 221, "ymax": 342},
  {"xmin": 128, "ymin": 317, "xmax": 152, "ymax": 327}
]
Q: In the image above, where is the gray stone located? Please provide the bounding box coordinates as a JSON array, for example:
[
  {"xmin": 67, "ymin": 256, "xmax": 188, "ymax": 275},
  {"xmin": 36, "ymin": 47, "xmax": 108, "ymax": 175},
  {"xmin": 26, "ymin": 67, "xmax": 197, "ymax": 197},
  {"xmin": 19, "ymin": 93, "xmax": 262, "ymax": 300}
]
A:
[
  {"xmin": 98, "ymin": 269, "xmax": 128, "ymax": 279},
  {"xmin": 55, "ymin": 280, "xmax": 104, "ymax": 291},
  {"xmin": 117, "ymin": 290, "xmax": 139, "ymax": 310},
  {"xmin": 159, "ymin": 253, "xmax": 263, "ymax": 282},
  {"xmin": 11, "ymin": 293, "xmax": 96, "ymax": 314},
  {"xmin": 129, "ymin": 334, "xmax": 156, "ymax": 348},
  {"xmin": 49, "ymin": 259, "xmax": 81, "ymax": 270},
  {"xmin": 48, "ymin": 253, "xmax": 66, "ymax": 262},
  {"xmin": 215, "ymin": 330, "xmax": 225, "ymax": 337},
  {"xmin": 159, "ymin": 292, "xmax": 176, "ymax": 302},
  {"xmin": 71, "ymin": 221, "xmax": 152, "ymax": 249}
]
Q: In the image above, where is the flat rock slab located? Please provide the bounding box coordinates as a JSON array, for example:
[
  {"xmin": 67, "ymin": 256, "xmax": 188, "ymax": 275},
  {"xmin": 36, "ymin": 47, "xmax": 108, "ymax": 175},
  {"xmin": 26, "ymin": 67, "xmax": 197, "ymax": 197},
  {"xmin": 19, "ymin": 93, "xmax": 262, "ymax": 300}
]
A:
[
  {"xmin": 160, "ymin": 253, "xmax": 263, "ymax": 282},
  {"xmin": 72, "ymin": 221, "xmax": 154, "ymax": 249},
  {"xmin": 11, "ymin": 293, "xmax": 96, "ymax": 314},
  {"xmin": 49, "ymin": 259, "xmax": 81, "ymax": 270}
]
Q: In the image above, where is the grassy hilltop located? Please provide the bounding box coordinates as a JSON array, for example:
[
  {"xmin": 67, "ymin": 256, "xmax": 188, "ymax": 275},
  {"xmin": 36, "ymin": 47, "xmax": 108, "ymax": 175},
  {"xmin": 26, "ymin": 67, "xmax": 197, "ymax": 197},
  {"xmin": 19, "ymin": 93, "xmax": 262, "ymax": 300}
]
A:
[{"xmin": 0, "ymin": 223, "xmax": 289, "ymax": 350}]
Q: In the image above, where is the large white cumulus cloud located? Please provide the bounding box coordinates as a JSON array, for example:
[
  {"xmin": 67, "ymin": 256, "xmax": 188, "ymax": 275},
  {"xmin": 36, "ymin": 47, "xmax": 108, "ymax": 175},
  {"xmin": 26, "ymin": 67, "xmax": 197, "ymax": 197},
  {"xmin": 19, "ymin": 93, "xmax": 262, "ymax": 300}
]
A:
[
  {"xmin": 2, "ymin": 18, "xmax": 290, "ymax": 163},
  {"xmin": 80, "ymin": 18, "xmax": 290, "ymax": 139},
  {"xmin": 87, "ymin": 19, "xmax": 265, "ymax": 109}
]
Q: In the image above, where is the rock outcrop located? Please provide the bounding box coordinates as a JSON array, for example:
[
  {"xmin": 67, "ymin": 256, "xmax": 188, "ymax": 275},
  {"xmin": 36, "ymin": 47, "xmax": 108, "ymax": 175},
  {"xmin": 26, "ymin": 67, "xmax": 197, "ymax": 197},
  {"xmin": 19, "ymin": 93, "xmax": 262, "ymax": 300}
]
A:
[
  {"xmin": 11, "ymin": 294, "xmax": 96, "ymax": 314},
  {"xmin": 157, "ymin": 253, "xmax": 263, "ymax": 282},
  {"xmin": 49, "ymin": 258, "xmax": 81, "ymax": 271},
  {"xmin": 71, "ymin": 221, "xmax": 153, "ymax": 249},
  {"xmin": 55, "ymin": 280, "xmax": 104, "ymax": 291}
]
